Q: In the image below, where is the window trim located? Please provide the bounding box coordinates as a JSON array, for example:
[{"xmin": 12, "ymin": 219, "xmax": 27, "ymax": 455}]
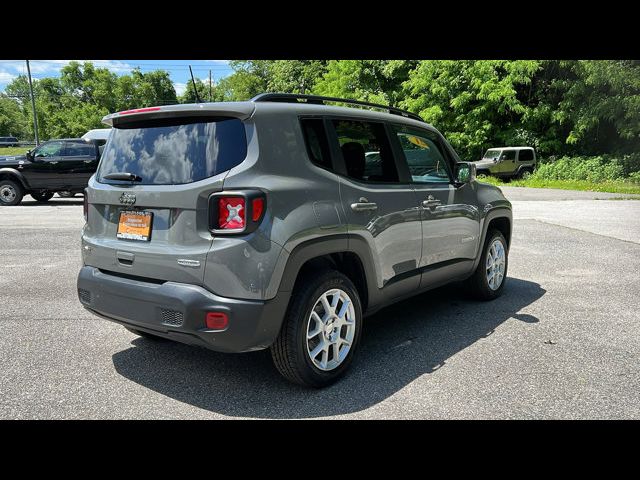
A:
[{"xmin": 388, "ymin": 123, "xmax": 456, "ymax": 185}]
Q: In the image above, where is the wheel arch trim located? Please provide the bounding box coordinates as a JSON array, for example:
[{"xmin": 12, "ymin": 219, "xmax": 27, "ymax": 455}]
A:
[{"xmin": 0, "ymin": 168, "xmax": 29, "ymax": 189}]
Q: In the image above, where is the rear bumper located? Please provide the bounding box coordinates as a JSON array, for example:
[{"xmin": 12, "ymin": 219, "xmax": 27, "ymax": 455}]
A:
[{"xmin": 77, "ymin": 266, "xmax": 290, "ymax": 353}]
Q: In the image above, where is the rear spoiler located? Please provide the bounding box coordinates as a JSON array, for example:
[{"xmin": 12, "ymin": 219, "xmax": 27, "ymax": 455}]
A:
[{"xmin": 102, "ymin": 102, "xmax": 256, "ymax": 127}]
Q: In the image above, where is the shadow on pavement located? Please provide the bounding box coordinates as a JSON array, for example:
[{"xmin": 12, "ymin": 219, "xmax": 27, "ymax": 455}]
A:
[
  {"xmin": 20, "ymin": 199, "xmax": 84, "ymax": 206},
  {"xmin": 112, "ymin": 277, "xmax": 545, "ymax": 418}
]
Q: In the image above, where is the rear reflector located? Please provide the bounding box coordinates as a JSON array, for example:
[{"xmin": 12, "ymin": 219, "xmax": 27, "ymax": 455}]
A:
[
  {"xmin": 218, "ymin": 197, "xmax": 245, "ymax": 230},
  {"xmin": 205, "ymin": 312, "xmax": 228, "ymax": 330},
  {"xmin": 83, "ymin": 191, "xmax": 88, "ymax": 222},
  {"xmin": 252, "ymin": 197, "xmax": 265, "ymax": 221},
  {"xmin": 119, "ymin": 107, "xmax": 162, "ymax": 115}
]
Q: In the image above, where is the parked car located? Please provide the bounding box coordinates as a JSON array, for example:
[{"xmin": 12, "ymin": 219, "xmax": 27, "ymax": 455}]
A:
[
  {"xmin": 0, "ymin": 138, "xmax": 101, "ymax": 205},
  {"xmin": 81, "ymin": 128, "xmax": 112, "ymax": 143},
  {"xmin": 77, "ymin": 93, "xmax": 512, "ymax": 387},
  {"xmin": 0, "ymin": 136, "xmax": 20, "ymax": 148},
  {"xmin": 474, "ymin": 146, "xmax": 536, "ymax": 179}
]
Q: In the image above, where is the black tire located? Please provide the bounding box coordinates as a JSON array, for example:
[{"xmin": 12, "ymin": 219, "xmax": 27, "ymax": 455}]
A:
[
  {"xmin": 519, "ymin": 169, "xmax": 533, "ymax": 180},
  {"xmin": 125, "ymin": 326, "xmax": 165, "ymax": 340},
  {"xmin": 271, "ymin": 269, "xmax": 363, "ymax": 388},
  {"xmin": 31, "ymin": 191, "xmax": 54, "ymax": 202},
  {"xmin": 0, "ymin": 179, "xmax": 24, "ymax": 206},
  {"xmin": 466, "ymin": 230, "xmax": 509, "ymax": 301},
  {"xmin": 58, "ymin": 191, "xmax": 76, "ymax": 198}
]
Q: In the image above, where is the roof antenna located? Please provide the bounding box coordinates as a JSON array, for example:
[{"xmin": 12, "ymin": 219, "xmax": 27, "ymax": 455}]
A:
[{"xmin": 189, "ymin": 65, "xmax": 202, "ymax": 103}]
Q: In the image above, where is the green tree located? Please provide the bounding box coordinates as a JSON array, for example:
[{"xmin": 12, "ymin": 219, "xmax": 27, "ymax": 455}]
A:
[
  {"xmin": 314, "ymin": 60, "xmax": 417, "ymax": 106},
  {"xmin": 402, "ymin": 60, "xmax": 541, "ymax": 159},
  {"xmin": 267, "ymin": 60, "xmax": 328, "ymax": 93},
  {"xmin": 219, "ymin": 60, "xmax": 272, "ymax": 100},
  {"xmin": 0, "ymin": 95, "xmax": 29, "ymax": 138},
  {"xmin": 559, "ymin": 60, "xmax": 640, "ymax": 155},
  {"xmin": 179, "ymin": 77, "xmax": 222, "ymax": 103}
]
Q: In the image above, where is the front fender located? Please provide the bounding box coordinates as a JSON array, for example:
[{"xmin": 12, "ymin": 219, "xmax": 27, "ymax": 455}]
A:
[{"xmin": 0, "ymin": 168, "xmax": 29, "ymax": 189}]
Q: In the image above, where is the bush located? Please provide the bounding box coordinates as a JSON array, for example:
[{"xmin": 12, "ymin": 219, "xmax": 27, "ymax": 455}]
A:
[
  {"xmin": 532, "ymin": 156, "xmax": 627, "ymax": 183},
  {"xmin": 629, "ymin": 171, "xmax": 640, "ymax": 184}
]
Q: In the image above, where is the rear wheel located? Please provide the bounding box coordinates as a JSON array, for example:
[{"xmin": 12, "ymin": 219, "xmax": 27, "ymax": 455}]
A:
[
  {"xmin": 519, "ymin": 169, "xmax": 533, "ymax": 180},
  {"xmin": 466, "ymin": 229, "xmax": 508, "ymax": 301},
  {"xmin": 31, "ymin": 191, "xmax": 54, "ymax": 202},
  {"xmin": 271, "ymin": 270, "xmax": 362, "ymax": 388},
  {"xmin": 58, "ymin": 191, "xmax": 76, "ymax": 198},
  {"xmin": 0, "ymin": 179, "xmax": 23, "ymax": 206}
]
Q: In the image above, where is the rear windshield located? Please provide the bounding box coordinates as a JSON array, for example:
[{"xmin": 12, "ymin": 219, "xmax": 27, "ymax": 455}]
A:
[{"xmin": 97, "ymin": 117, "xmax": 247, "ymax": 185}]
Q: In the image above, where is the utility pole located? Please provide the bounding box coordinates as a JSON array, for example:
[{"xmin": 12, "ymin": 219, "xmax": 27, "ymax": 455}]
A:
[
  {"xmin": 26, "ymin": 60, "xmax": 39, "ymax": 145},
  {"xmin": 209, "ymin": 69, "xmax": 212, "ymax": 102}
]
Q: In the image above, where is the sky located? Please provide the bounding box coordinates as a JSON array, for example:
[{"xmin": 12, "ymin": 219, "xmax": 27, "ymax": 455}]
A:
[{"xmin": 0, "ymin": 60, "xmax": 234, "ymax": 96}]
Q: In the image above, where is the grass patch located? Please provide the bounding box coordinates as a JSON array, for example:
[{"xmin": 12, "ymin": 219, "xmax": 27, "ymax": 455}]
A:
[
  {"xmin": 477, "ymin": 176, "xmax": 640, "ymax": 195},
  {"xmin": 0, "ymin": 146, "xmax": 31, "ymax": 155}
]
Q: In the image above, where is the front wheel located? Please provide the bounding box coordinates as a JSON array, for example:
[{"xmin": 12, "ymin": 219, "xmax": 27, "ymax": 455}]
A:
[
  {"xmin": 271, "ymin": 270, "xmax": 362, "ymax": 388},
  {"xmin": 58, "ymin": 191, "xmax": 76, "ymax": 198},
  {"xmin": 31, "ymin": 191, "xmax": 54, "ymax": 202},
  {"xmin": 0, "ymin": 179, "xmax": 24, "ymax": 206},
  {"xmin": 466, "ymin": 229, "xmax": 508, "ymax": 301}
]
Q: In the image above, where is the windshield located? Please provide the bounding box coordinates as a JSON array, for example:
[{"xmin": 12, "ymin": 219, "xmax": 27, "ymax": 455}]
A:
[
  {"xmin": 482, "ymin": 149, "xmax": 501, "ymax": 160},
  {"xmin": 97, "ymin": 118, "xmax": 247, "ymax": 185}
]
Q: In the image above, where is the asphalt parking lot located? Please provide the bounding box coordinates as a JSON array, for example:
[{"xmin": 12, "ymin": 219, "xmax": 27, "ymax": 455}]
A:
[{"xmin": 1, "ymin": 188, "xmax": 639, "ymax": 419}]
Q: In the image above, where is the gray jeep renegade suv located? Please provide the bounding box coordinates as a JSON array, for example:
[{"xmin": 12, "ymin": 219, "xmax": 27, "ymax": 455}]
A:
[{"xmin": 77, "ymin": 93, "xmax": 512, "ymax": 387}]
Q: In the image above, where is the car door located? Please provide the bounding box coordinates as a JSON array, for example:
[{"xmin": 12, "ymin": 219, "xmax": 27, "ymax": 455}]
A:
[
  {"xmin": 24, "ymin": 141, "xmax": 65, "ymax": 189},
  {"xmin": 328, "ymin": 118, "xmax": 423, "ymax": 299},
  {"xmin": 388, "ymin": 124, "xmax": 481, "ymax": 287},
  {"xmin": 498, "ymin": 149, "xmax": 517, "ymax": 175},
  {"xmin": 61, "ymin": 140, "xmax": 97, "ymax": 188}
]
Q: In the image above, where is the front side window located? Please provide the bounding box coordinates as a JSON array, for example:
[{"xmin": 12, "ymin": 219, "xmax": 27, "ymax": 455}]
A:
[
  {"xmin": 392, "ymin": 125, "xmax": 451, "ymax": 183},
  {"xmin": 97, "ymin": 117, "xmax": 247, "ymax": 185},
  {"xmin": 34, "ymin": 141, "xmax": 64, "ymax": 157},
  {"xmin": 501, "ymin": 150, "xmax": 516, "ymax": 161},
  {"xmin": 332, "ymin": 119, "xmax": 399, "ymax": 183}
]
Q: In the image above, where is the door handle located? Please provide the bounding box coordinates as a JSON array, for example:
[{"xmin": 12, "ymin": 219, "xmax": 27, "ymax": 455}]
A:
[
  {"xmin": 351, "ymin": 197, "xmax": 378, "ymax": 212},
  {"xmin": 83, "ymin": 160, "xmax": 93, "ymax": 164},
  {"xmin": 49, "ymin": 161, "xmax": 59, "ymax": 164},
  {"xmin": 422, "ymin": 195, "xmax": 441, "ymax": 209}
]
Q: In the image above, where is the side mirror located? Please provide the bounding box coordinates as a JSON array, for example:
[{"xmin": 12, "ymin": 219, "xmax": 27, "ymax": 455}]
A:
[{"xmin": 455, "ymin": 162, "xmax": 476, "ymax": 185}]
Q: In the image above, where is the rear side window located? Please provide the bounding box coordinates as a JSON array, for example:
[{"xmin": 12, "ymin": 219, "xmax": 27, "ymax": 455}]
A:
[
  {"xmin": 97, "ymin": 117, "xmax": 247, "ymax": 185},
  {"xmin": 301, "ymin": 119, "xmax": 332, "ymax": 170},
  {"xmin": 518, "ymin": 149, "xmax": 534, "ymax": 161},
  {"xmin": 64, "ymin": 142, "xmax": 94, "ymax": 156},
  {"xmin": 332, "ymin": 119, "xmax": 399, "ymax": 183}
]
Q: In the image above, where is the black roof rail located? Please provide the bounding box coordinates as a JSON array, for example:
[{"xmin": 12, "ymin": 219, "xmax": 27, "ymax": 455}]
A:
[{"xmin": 251, "ymin": 93, "xmax": 424, "ymax": 122}]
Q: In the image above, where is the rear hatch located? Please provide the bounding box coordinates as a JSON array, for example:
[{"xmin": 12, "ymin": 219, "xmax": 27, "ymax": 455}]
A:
[{"xmin": 82, "ymin": 104, "xmax": 253, "ymax": 285}]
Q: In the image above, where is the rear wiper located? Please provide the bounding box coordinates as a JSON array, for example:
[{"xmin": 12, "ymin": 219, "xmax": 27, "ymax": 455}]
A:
[{"xmin": 103, "ymin": 172, "xmax": 142, "ymax": 182}]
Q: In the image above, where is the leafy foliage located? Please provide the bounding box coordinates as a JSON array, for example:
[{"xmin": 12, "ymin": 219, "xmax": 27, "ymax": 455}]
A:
[{"xmin": 0, "ymin": 60, "xmax": 637, "ymax": 173}]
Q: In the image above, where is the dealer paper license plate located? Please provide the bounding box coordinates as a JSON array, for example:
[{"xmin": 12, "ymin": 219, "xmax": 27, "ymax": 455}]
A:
[{"xmin": 117, "ymin": 210, "xmax": 153, "ymax": 241}]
